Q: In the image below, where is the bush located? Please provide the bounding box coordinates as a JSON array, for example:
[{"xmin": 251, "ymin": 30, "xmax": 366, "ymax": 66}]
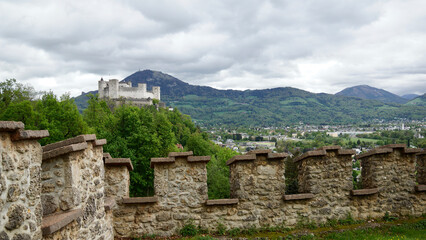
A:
[
  {"xmin": 382, "ymin": 212, "xmax": 398, "ymax": 222},
  {"xmin": 216, "ymin": 222, "xmax": 226, "ymax": 235},
  {"xmin": 180, "ymin": 220, "xmax": 197, "ymax": 237},
  {"xmin": 227, "ymin": 228, "xmax": 241, "ymax": 237}
]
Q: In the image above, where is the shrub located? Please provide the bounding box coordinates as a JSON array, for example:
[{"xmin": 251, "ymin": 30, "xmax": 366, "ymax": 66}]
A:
[
  {"xmin": 180, "ymin": 220, "xmax": 197, "ymax": 237},
  {"xmin": 216, "ymin": 222, "xmax": 226, "ymax": 235}
]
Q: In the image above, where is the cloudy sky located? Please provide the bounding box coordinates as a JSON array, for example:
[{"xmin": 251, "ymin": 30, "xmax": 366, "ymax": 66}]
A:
[{"xmin": 1, "ymin": 0, "xmax": 425, "ymax": 97}]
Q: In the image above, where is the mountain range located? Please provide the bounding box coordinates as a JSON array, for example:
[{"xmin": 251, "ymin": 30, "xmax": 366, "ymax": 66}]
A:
[{"xmin": 74, "ymin": 70, "xmax": 426, "ymax": 126}]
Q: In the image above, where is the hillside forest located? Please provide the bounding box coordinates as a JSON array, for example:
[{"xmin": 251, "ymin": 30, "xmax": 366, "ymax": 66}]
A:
[{"xmin": 0, "ymin": 79, "xmax": 235, "ymax": 198}]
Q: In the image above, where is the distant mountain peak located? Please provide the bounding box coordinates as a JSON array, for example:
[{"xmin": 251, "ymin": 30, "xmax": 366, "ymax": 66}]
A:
[
  {"xmin": 336, "ymin": 85, "xmax": 408, "ymax": 104},
  {"xmin": 401, "ymin": 94, "xmax": 419, "ymax": 100}
]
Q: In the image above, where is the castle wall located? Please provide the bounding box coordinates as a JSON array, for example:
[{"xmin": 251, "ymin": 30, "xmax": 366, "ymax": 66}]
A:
[
  {"xmin": 0, "ymin": 122, "xmax": 48, "ymax": 240},
  {"xmin": 40, "ymin": 135, "xmax": 113, "ymax": 240},
  {"xmin": 352, "ymin": 145, "xmax": 423, "ymax": 219},
  {"xmin": 112, "ymin": 146, "xmax": 425, "ymax": 238},
  {"xmin": 98, "ymin": 79, "xmax": 160, "ymax": 101},
  {"xmin": 294, "ymin": 146, "xmax": 355, "ymax": 223},
  {"xmin": 0, "ymin": 121, "xmax": 425, "ymax": 239}
]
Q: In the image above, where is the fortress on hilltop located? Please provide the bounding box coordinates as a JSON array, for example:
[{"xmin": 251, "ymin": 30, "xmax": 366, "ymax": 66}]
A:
[{"xmin": 98, "ymin": 78, "xmax": 160, "ymax": 106}]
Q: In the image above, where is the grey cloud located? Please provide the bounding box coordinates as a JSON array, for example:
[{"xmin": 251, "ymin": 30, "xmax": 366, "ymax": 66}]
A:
[{"xmin": 0, "ymin": 0, "xmax": 425, "ymax": 97}]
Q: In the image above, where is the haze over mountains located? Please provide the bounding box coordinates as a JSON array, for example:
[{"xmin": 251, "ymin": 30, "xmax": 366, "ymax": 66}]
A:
[{"xmin": 75, "ymin": 70, "xmax": 426, "ymax": 126}]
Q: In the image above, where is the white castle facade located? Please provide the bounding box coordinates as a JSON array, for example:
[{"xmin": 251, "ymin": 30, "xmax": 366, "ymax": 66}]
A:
[{"xmin": 98, "ymin": 79, "xmax": 160, "ymax": 105}]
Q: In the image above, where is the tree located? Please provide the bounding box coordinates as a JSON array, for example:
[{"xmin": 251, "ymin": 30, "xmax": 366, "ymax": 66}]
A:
[
  {"xmin": 0, "ymin": 79, "xmax": 36, "ymax": 112},
  {"xmin": 35, "ymin": 92, "xmax": 88, "ymax": 145}
]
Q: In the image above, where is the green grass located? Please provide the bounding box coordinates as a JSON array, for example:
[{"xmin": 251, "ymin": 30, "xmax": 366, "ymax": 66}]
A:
[
  {"xmin": 177, "ymin": 217, "xmax": 425, "ymax": 240},
  {"xmin": 343, "ymin": 137, "xmax": 380, "ymax": 143},
  {"xmin": 323, "ymin": 220, "xmax": 425, "ymax": 240}
]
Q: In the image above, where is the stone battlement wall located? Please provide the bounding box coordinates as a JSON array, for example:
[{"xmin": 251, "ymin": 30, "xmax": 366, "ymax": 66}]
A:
[
  {"xmin": 0, "ymin": 121, "xmax": 118, "ymax": 240},
  {"xmin": 1, "ymin": 121, "xmax": 425, "ymax": 239},
  {"xmin": 112, "ymin": 146, "xmax": 426, "ymax": 238},
  {"xmin": 98, "ymin": 79, "xmax": 160, "ymax": 101}
]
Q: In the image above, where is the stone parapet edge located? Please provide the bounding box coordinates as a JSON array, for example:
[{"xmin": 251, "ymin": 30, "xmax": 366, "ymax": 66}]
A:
[
  {"xmin": 247, "ymin": 149, "xmax": 271, "ymax": 155},
  {"xmin": 357, "ymin": 148, "xmax": 393, "ymax": 159},
  {"xmin": 205, "ymin": 199, "xmax": 239, "ymax": 206},
  {"xmin": 168, "ymin": 151, "xmax": 193, "ymax": 157},
  {"xmin": 122, "ymin": 196, "xmax": 158, "ymax": 204},
  {"xmin": 11, "ymin": 129, "xmax": 49, "ymax": 141},
  {"xmin": 268, "ymin": 152, "xmax": 289, "ymax": 159},
  {"xmin": 41, "ymin": 209, "xmax": 83, "ymax": 236},
  {"xmin": 105, "ymin": 158, "xmax": 134, "ymax": 171},
  {"xmin": 42, "ymin": 134, "xmax": 96, "ymax": 152},
  {"xmin": 0, "ymin": 121, "xmax": 25, "ymax": 131},
  {"xmin": 351, "ymin": 188, "xmax": 379, "ymax": 196},
  {"xmin": 415, "ymin": 185, "xmax": 426, "ymax": 192},
  {"xmin": 293, "ymin": 150, "xmax": 326, "ymax": 162},
  {"xmin": 283, "ymin": 193, "xmax": 315, "ymax": 201},
  {"xmin": 187, "ymin": 156, "xmax": 211, "ymax": 163},
  {"xmin": 94, "ymin": 139, "xmax": 107, "ymax": 146},
  {"xmin": 226, "ymin": 154, "xmax": 256, "ymax": 165},
  {"xmin": 42, "ymin": 142, "xmax": 88, "ymax": 160},
  {"xmin": 357, "ymin": 146, "xmax": 421, "ymax": 159},
  {"xmin": 150, "ymin": 157, "xmax": 175, "ymax": 168}
]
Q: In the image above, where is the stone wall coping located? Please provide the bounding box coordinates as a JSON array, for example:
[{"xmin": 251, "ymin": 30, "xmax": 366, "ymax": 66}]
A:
[
  {"xmin": 226, "ymin": 154, "xmax": 256, "ymax": 165},
  {"xmin": 0, "ymin": 121, "xmax": 25, "ymax": 131},
  {"xmin": 205, "ymin": 199, "xmax": 239, "ymax": 206},
  {"xmin": 415, "ymin": 185, "xmax": 426, "ymax": 192},
  {"xmin": 378, "ymin": 144, "xmax": 406, "ymax": 149},
  {"xmin": 42, "ymin": 134, "xmax": 96, "ymax": 152},
  {"xmin": 338, "ymin": 149, "xmax": 356, "ymax": 155},
  {"xmin": 357, "ymin": 146, "xmax": 420, "ymax": 159},
  {"xmin": 247, "ymin": 149, "xmax": 271, "ymax": 155},
  {"xmin": 283, "ymin": 193, "xmax": 315, "ymax": 201},
  {"xmin": 417, "ymin": 150, "xmax": 426, "ymax": 156},
  {"xmin": 294, "ymin": 146, "xmax": 356, "ymax": 162},
  {"xmin": 187, "ymin": 155, "xmax": 211, "ymax": 163},
  {"xmin": 103, "ymin": 153, "xmax": 112, "ymax": 161},
  {"xmin": 168, "ymin": 151, "xmax": 193, "ymax": 157},
  {"xmin": 318, "ymin": 145, "xmax": 341, "ymax": 151},
  {"xmin": 351, "ymin": 188, "xmax": 379, "ymax": 196},
  {"xmin": 404, "ymin": 148, "xmax": 422, "ymax": 154},
  {"xmin": 356, "ymin": 148, "xmax": 393, "ymax": 159},
  {"xmin": 105, "ymin": 158, "xmax": 134, "ymax": 171},
  {"xmin": 42, "ymin": 142, "xmax": 88, "ymax": 160},
  {"xmin": 293, "ymin": 150, "xmax": 326, "ymax": 162},
  {"xmin": 94, "ymin": 139, "xmax": 107, "ymax": 146},
  {"xmin": 122, "ymin": 196, "xmax": 158, "ymax": 204},
  {"xmin": 104, "ymin": 197, "xmax": 116, "ymax": 211},
  {"xmin": 150, "ymin": 157, "xmax": 175, "ymax": 167},
  {"xmin": 11, "ymin": 129, "xmax": 50, "ymax": 141},
  {"xmin": 41, "ymin": 209, "xmax": 83, "ymax": 236},
  {"xmin": 268, "ymin": 152, "xmax": 289, "ymax": 159}
]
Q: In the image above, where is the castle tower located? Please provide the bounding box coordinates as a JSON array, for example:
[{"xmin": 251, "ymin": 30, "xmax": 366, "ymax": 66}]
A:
[
  {"xmin": 152, "ymin": 86, "xmax": 160, "ymax": 100},
  {"xmin": 98, "ymin": 78, "xmax": 107, "ymax": 99}
]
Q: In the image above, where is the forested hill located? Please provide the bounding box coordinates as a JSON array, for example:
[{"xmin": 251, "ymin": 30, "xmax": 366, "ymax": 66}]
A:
[
  {"xmin": 74, "ymin": 70, "xmax": 426, "ymax": 127},
  {"xmin": 336, "ymin": 85, "xmax": 409, "ymax": 104}
]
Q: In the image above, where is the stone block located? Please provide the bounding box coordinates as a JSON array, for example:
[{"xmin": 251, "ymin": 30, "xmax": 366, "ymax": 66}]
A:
[
  {"xmin": 42, "ymin": 134, "xmax": 95, "ymax": 152},
  {"xmin": 42, "ymin": 142, "xmax": 88, "ymax": 160},
  {"xmin": 10, "ymin": 129, "xmax": 49, "ymax": 141},
  {"xmin": 205, "ymin": 199, "xmax": 239, "ymax": 206},
  {"xmin": 41, "ymin": 209, "xmax": 82, "ymax": 236},
  {"xmin": 0, "ymin": 121, "xmax": 24, "ymax": 131}
]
